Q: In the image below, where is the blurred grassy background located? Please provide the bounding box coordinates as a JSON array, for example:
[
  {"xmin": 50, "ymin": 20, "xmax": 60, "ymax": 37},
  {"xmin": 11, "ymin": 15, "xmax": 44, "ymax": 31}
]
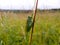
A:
[{"xmin": 0, "ymin": 10, "xmax": 60, "ymax": 45}]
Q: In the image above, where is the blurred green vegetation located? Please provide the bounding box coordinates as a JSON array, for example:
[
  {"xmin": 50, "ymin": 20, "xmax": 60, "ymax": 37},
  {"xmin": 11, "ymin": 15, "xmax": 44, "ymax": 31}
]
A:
[{"xmin": 0, "ymin": 11, "xmax": 60, "ymax": 45}]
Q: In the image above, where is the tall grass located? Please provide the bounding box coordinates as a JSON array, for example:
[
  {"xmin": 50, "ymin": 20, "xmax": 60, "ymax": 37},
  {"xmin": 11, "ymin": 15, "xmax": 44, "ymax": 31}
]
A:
[{"xmin": 0, "ymin": 11, "xmax": 60, "ymax": 45}]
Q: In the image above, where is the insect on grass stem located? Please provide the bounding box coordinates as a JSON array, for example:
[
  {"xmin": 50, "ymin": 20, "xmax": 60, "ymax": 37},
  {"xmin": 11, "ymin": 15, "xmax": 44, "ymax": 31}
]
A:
[{"xmin": 29, "ymin": 0, "xmax": 38, "ymax": 45}]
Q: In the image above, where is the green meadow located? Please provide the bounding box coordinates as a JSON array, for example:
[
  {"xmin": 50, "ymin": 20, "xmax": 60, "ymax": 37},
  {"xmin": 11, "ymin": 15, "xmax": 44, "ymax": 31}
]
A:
[{"xmin": 0, "ymin": 10, "xmax": 60, "ymax": 45}]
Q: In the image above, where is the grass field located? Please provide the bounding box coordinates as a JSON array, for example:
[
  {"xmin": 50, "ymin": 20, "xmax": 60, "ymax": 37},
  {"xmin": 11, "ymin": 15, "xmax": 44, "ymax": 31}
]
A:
[{"xmin": 0, "ymin": 10, "xmax": 60, "ymax": 45}]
